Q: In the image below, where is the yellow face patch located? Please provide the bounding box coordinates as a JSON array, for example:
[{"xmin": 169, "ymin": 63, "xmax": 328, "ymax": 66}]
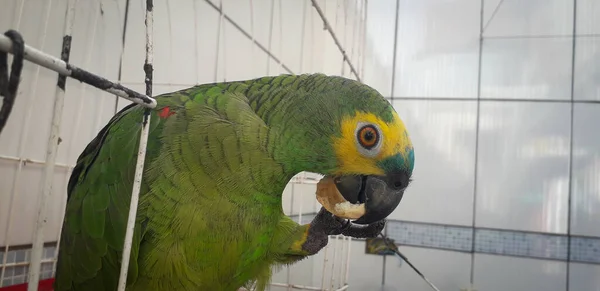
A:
[{"xmin": 332, "ymin": 111, "xmax": 412, "ymax": 176}]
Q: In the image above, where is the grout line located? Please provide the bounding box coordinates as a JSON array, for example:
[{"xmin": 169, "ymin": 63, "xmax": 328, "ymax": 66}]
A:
[
  {"xmin": 566, "ymin": 0, "xmax": 578, "ymax": 289},
  {"xmin": 390, "ymin": 0, "xmax": 400, "ymax": 98},
  {"xmin": 484, "ymin": 33, "xmax": 600, "ymax": 40},
  {"xmin": 387, "ymin": 96, "xmax": 600, "ymax": 103},
  {"xmin": 469, "ymin": 0, "xmax": 485, "ymax": 285}
]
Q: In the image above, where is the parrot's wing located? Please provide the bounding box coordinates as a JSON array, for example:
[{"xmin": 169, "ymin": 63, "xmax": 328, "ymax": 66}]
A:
[
  {"xmin": 55, "ymin": 102, "xmax": 160, "ymax": 291},
  {"xmin": 55, "ymin": 84, "xmax": 285, "ymax": 290},
  {"xmin": 55, "ymin": 83, "xmax": 291, "ymax": 291}
]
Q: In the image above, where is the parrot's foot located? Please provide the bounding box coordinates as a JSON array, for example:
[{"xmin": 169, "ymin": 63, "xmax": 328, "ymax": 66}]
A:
[
  {"xmin": 339, "ymin": 218, "xmax": 386, "ymax": 238},
  {"xmin": 303, "ymin": 207, "xmax": 386, "ymax": 254}
]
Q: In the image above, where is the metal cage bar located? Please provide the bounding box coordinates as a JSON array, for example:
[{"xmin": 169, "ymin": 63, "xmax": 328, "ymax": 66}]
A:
[
  {"xmin": 117, "ymin": 0, "xmax": 154, "ymax": 289},
  {"xmin": 26, "ymin": 0, "xmax": 79, "ymax": 289}
]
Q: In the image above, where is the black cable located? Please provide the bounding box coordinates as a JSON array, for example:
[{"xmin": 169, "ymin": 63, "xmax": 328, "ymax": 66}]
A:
[{"xmin": 0, "ymin": 30, "xmax": 25, "ymax": 136}]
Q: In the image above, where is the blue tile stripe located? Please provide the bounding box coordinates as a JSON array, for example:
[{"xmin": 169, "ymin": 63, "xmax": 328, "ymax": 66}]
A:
[
  {"xmin": 474, "ymin": 228, "xmax": 568, "ymax": 260},
  {"xmin": 570, "ymin": 236, "xmax": 600, "ymax": 263},
  {"xmin": 386, "ymin": 220, "xmax": 600, "ymax": 263},
  {"xmin": 386, "ymin": 221, "xmax": 473, "ymax": 252},
  {"xmin": 290, "ymin": 213, "xmax": 600, "ymax": 264}
]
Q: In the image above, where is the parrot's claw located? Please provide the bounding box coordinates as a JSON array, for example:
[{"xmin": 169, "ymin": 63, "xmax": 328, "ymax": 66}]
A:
[
  {"xmin": 302, "ymin": 207, "xmax": 387, "ymax": 255},
  {"xmin": 312, "ymin": 207, "xmax": 386, "ymax": 238},
  {"xmin": 340, "ymin": 219, "xmax": 386, "ymax": 238},
  {"xmin": 310, "ymin": 207, "xmax": 348, "ymax": 234}
]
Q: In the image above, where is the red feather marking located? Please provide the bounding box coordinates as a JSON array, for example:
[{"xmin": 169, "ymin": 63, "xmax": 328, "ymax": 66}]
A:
[
  {"xmin": 158, "ymin": 106, "xmax": 176, "ymax": 119},
  {"xmin": 0, "ymin": 278, "xmax": 55, "ymax": 291}
]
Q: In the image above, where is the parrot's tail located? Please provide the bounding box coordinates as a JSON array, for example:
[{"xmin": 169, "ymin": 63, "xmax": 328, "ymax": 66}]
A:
[{"xmin": 0, "ymin": 278, "xmax": 54, "ymax": 291}]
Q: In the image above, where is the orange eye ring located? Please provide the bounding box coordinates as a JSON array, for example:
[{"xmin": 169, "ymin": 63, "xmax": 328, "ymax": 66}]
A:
[{"xmin": 357, "ymin": 125, "xmax": 379, "ymax": 149}]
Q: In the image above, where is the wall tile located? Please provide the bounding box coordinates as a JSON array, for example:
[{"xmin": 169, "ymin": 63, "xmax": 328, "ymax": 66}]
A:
[
  {"xmin": 363, "ymin": 0, "xmax": 396, "ymax": 97},
  {"xmin": 278, "ymin": 0, "xmax": 306, "ymax": 73},
  {"xmin": 120, "ymin": 0, "xmax": 147, "ymax": 84},
  {"xmin": 570, "ymin": 104, "xmax": 600, "ymax": 237},
  {"xmin": 394, "ymin": 0, "xmax": 480, "ymax": 98},
  {"xmin": 481, "ymin": 38, "xmax": 572, "ymax": 100},
  {"xmin": 475, "ymin": 228, "xmax": 568, "ymax": 260},
  {"xmin": 574, "ymin": 37, "xmax": 600, "ymax": 101},
  {"xmin": 346, "ymin": 240, "xmax": 384, "ymax": 291},
  {"xmin": 571, "ymin": 236, "xmax": 600, "ymax": 264},
  {"xmin": 152, "ymin": 0, "xmax": 202, "ymax": 85},
  {"xmin": 569, "ymin": 262, "xmax": 600, "ymax": 291},
  {"xmin": 577, "ymin": 0, "xmax": 600, "ymax": 35},
  {"xmin": 476, "ymin": 102, "xmax": 570, "ymax": 233},
  {"xmin": 391, "ymin": 100, "xmax": 476, "ymax": 226},
  {"xmin": 482, "ymin": 0, "xmax": 573, "ymax": 37},
  {"xmin": 473, "ymin": 254, "xmax": 567, "ymax": 291},
  {"xmin": 223, "ymin": 22, "xmax": 271, "ymax": 81}
]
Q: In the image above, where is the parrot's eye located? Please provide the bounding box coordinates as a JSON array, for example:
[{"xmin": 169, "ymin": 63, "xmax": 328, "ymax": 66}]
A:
[
  {"xmin": 358, "ymin": 126, "xmax": 378, "ymax": 148},
  {"xmin": 355, "ymin": 122, "xmax": 383, "ymax": 157}
]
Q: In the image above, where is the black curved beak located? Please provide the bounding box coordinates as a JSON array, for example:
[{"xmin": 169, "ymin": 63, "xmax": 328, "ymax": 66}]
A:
[{"xmin": 334, "ymin": 171, "xmax": 410, "ymax": 225}]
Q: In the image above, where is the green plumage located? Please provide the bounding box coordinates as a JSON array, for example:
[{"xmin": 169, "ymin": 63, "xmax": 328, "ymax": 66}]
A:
[{"xmin": 55, "ymin": 74, "xmax": 396, "ymax": 291}]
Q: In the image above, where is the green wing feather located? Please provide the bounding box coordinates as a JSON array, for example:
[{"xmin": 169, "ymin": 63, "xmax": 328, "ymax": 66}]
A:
[{"xmin": 55, "ymin": 101, "xmax": 159, "ymax": 290}]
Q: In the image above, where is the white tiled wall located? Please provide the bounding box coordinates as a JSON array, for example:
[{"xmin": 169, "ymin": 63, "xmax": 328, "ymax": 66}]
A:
[
  {"xmin": 473, "ymin": 254, "xmax": 567, "ymax": 291},
  {"xmin": 482, "ymin": 0, "xmax": 573, "ymax": 37},
  {"xmin": 0, "ymin": 0, "xmax": 373, "ymax": 289},
  {"xmin": 570, "ymin": 104, "xmax": 600, "ymax": 237},
  {"xmin": 393, "ymin": 0, "xmax": 480, "ymax": 98},
  {"xmin": 569, "ymin": 263, "xmax": 600, "ymax": 291},
  {"xmin": 391, "ymin": 99, "xmax": 477, "ymax": 227},
  {"xmin": 480, "ymin": 37, "xmax": 573, "ymax": 100},
  {"xmin": 475, "ymin": 101, "xmax": 571, "ymax": 233},
  {"xmin": 362, "ymin": 0, "xmax": 396, "ymax": 97},
  {"xmin": 384, "ymin": 0, "xmax": 600, "ymax": 291}
]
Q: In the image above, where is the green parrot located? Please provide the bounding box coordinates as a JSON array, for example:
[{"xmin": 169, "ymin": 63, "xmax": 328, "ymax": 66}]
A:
[{"xmin": 54, "ymin": 73, "xmax": 414, "ymax": 291}]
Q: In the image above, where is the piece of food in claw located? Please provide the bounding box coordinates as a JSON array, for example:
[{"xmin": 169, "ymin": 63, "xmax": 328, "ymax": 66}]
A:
[{"xmin": 316, "ymin": 176, "xmax": 365, "ymax": 219}]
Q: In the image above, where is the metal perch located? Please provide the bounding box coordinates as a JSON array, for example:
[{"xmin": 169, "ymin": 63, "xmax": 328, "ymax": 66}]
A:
[{"xmin": 0, "ymin": 35, "xmax": 156, "ymax": 109}]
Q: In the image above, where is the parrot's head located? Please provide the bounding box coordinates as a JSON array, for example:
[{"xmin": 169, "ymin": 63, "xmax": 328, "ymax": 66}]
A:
[{"xmin": 279, "ymin": 74, "xmax": 414, "ymax": 225}]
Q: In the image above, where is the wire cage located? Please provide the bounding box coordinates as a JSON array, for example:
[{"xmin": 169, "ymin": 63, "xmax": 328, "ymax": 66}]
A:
[{"xmin": 0, "ymin": 0, "xmax": 367, "ymax": 290}]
